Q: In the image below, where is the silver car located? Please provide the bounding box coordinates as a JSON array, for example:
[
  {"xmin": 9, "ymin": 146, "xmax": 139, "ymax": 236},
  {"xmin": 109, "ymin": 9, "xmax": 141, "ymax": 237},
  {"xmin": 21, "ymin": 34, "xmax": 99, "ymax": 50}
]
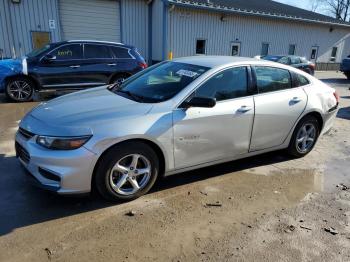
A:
[{"xmin": 15, "ymin": 56, "xmax": 339, "ymax": 201}]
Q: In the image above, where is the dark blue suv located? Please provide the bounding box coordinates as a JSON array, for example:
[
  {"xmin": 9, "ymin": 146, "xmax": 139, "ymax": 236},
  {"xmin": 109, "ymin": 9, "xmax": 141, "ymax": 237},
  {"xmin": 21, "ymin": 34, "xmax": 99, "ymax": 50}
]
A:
[{"xmin": 0, "ymin": 40, "xmax": 147, "ymax": 102}]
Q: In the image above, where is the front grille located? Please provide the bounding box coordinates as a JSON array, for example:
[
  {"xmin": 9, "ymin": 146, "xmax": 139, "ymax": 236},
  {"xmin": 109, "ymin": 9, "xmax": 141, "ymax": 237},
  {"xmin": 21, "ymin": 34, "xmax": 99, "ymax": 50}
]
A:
[
  {"xmin": 18, "ymin": 127, "xmax": 35, "ymax": 140},
  {"xmin": 15, "ymin": 142, "xmax": 30, "ymax": 164}
]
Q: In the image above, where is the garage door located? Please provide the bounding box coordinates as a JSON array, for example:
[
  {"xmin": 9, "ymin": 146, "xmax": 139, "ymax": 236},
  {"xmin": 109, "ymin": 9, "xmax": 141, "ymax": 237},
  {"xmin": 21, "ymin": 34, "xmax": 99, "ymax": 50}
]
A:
[{"xmin": 59, "ymin": 0, "xmax": 121, "ymax": 42}]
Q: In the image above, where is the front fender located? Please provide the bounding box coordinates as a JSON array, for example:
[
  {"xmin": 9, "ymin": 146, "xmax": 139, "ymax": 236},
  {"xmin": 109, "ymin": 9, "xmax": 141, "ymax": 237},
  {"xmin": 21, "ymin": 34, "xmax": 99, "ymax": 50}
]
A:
[{"xmin": 84, "ymin": 113, "xmax": 174, "ymax": 171}]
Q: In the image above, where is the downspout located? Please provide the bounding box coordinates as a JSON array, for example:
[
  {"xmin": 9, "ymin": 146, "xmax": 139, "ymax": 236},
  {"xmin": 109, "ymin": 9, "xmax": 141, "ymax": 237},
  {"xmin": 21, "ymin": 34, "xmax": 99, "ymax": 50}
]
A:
[
  {"xmin": 147, "ymin": 0, "xmax": 154, "ymax": 64},
  {"xmin": 119, "ymin": 0, "xmax": 124, "ymax": 43},
  {"xmin": 6, "ymin": 1, "xmax": 16, "ymax": 58},
  {"xmin": 162, "ymin": 0, "xmax": 168, "ymax": 60}
]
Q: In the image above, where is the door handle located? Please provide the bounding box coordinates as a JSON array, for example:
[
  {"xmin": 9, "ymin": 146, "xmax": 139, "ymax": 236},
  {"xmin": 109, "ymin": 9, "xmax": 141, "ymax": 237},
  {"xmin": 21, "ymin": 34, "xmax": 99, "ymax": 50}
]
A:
[
  {"xmin": 107, "ymin": 63, "xmax": 117, "ymax": 66},
  {"xmin": 70, "ymin": 65, "xmax": 80, "ymax": 68},
  {"xmin": 237, "ymin": 105, "xmax": 252, "ymax": 113},
  {"xmin": 290, "ymin": 97, "xmax": 302, "ymax": 103}
]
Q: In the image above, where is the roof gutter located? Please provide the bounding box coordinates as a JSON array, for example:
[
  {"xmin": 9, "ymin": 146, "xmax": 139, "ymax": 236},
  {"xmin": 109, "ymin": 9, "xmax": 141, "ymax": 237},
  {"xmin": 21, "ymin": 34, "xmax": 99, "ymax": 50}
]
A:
[{"xmin": 165, "ymin": 0, "xmax": 350, "ymax": 28}]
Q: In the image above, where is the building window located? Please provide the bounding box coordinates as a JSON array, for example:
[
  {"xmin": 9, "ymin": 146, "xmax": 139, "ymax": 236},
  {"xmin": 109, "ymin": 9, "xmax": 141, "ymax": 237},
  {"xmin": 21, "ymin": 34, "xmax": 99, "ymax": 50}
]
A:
[
  {"xmin": 231, "ymin": 42, "xmax": 241, "ymax": 56},
  {"xmin": 330, "ymin": 47, "xmax": 338, "ymax": 62},
  {"xmin": 196, "ymin": 39, "xmax": 206, "ymax": 55},
  {"xmin": 288, "ymin": 44, "xmax": 296, "ymax": 55},
  {"xmin": 261, "ymin": 43, "xmax": 269, "ymax": 56},
  {"xmin": 310, "ymin": 47, "xmax": 318, "ymax": 60}
]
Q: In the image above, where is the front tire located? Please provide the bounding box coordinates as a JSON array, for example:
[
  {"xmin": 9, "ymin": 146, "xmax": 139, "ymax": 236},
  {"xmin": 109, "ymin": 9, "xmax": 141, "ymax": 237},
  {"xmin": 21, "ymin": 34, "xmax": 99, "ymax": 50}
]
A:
[
  {"xmin": 287, "ymin": 115, "xmax": 320, "ymax": 157},
  {"xmin": 5, "ymin": 76, "xmax": 35, "ymax": 102},
  {"xmin": 95, "ymin": 142, "xmax": 159, "ymax": 201}
]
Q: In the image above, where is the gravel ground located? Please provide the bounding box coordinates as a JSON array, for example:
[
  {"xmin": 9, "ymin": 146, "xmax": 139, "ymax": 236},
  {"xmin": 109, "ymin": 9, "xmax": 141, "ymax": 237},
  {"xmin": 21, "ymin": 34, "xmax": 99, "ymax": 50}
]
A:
[{"xmin": 0, "ymin": 71, "xmax": 349, "ymax": 262}]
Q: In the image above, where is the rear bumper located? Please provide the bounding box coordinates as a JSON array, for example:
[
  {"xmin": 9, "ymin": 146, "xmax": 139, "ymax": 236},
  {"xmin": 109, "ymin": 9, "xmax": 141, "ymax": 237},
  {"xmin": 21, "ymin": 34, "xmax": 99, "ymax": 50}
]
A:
[
  {"xmin": 15, "ymin": 131, "xmax": 98, "ymax": 195},
  {"xmin": 321, "ymin": 107, "xmax": 338, "ymax": 135}
]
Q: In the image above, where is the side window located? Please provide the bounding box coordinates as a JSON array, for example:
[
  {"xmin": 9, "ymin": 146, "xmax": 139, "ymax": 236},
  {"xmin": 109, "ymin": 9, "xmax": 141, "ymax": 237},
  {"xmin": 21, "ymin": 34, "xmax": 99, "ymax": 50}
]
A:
[
  {"xmin": 110, "ymin": 46, "xmax": 132, "ymax": 59},
  {"xmin": 50, "ymin": 44, "xmax": 82, "ymax": 60},
  {"xmin": 255, "ymin": 66, "xmax": 291, "ymax": 93},
  {"xmin": 195, "ymin": 67, "xmax": 248, "ymax": 101},
  {"xmin": 293, "ymin": 73, "xmax": 310, "ymax": 87},
  {"xmin": 84, "ymin": 44, "xmax": 112, "ymax": 59},
  {"xmin": 290, "ymin": 57, "xmax": 301, "ymax": 64}
]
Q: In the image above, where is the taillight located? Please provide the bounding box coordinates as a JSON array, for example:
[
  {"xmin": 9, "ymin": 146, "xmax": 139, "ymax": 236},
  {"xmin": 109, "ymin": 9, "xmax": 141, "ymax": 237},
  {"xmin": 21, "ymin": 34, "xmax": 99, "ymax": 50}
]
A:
[
  {"xmin": 138, "ymin": 62, "xmax": 148, "ymax": 69},
  {"xmin": 333, "ymin": 91, "xmax": 340, "ymax": 104},
  {"xmin": 309, "ymin": 63, "xmax": 316, "ymax": 70}
]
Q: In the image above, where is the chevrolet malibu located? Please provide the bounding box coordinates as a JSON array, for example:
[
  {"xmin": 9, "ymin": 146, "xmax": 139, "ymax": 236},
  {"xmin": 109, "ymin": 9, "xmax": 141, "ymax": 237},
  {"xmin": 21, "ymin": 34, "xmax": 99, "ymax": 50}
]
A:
[{"xmin": 16, "ymin": 56, "xmax": 339, "ymax": 201}]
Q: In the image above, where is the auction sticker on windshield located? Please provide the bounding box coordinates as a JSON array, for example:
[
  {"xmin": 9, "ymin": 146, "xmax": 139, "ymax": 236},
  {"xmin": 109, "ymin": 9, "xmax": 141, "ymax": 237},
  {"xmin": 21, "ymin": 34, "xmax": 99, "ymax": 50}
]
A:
[{"xmin": 176, "ymin": 69, "xmax": 199, "ymax": 78}]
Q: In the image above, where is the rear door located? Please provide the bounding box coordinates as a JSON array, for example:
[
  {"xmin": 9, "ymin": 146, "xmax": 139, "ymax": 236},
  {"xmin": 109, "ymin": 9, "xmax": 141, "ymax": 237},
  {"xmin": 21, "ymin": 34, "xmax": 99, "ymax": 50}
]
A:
[
  {"xmin": 249, "ymin": 66, "xmax": 307, "ymax": 151},
  {"xmin": 79, "ymin": 43, "xmax": 117, "ymax": 85}
]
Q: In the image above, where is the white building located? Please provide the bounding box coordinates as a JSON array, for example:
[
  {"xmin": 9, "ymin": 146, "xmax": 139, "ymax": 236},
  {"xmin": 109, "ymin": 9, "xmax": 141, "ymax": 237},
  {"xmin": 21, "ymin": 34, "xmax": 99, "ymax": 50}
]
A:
[{"xmin": 1, "ymin": 0, "xmax": 350, "ymax": 68}]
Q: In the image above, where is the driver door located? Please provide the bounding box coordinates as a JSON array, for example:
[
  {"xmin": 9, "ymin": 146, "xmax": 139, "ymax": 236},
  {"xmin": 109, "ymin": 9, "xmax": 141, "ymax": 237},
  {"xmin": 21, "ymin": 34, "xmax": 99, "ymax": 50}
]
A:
[
  {"xmin": 36, "ymin": 43, "xmax": 85, "ymax": 88},
  {"xmin": 172, "ymin": 66, "xmax": 255, "ymax": 169}
]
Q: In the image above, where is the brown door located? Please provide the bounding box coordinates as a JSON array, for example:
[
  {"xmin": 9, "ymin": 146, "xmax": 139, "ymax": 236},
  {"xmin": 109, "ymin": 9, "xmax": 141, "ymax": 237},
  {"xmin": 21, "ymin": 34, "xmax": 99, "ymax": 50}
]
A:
[{"xmin": 31, "ymin": 32, "xmax": 51, "ymax": 49}]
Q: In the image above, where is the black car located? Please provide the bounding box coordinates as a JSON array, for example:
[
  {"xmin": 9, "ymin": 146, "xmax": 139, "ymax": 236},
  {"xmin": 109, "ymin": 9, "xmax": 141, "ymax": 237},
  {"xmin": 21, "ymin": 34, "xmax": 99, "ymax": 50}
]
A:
[
  {"xmin": 261, "ymin": 55, "xmax": 315, "ymax": 75},
  {"xmin": 0, "ymin": 40, "xmax": 147, "ymax": 102},
  {"xmin": 340, "ymin": 55, "xmax": 350, "ymax": 79}
]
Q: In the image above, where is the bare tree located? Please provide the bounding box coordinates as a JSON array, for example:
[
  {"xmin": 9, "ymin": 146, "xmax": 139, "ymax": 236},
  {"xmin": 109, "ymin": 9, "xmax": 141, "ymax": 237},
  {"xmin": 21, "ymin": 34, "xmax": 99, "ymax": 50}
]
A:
[
  {"xmin": 310, "ymin": 0, "xmax": 322, "ymax": 12},
  {"xmin": 321, "ymin": 0, "xmax": 350, "ymax": 21}
]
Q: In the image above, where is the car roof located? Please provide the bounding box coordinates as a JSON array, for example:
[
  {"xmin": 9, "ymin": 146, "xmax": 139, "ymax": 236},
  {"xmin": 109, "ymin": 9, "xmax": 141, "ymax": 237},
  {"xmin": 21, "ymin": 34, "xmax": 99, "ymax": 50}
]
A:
[
  {"xmin": 55, "ymin": 40, "xmax": 134, "ymax": 49},
  {"xmin": 172, "ymin": 56, "xmax": 269, "ymax": 68}
]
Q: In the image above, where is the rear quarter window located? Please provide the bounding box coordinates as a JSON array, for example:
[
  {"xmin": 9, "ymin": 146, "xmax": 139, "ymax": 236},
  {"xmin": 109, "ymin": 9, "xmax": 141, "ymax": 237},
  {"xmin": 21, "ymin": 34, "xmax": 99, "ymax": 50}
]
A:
[
  {"xmin": 293, "ymin": 72, "xmax": 310, "ymax": 87},
  {"xmin": 111, "ymin": 46, "xmax": 132, "ymax": 59}
]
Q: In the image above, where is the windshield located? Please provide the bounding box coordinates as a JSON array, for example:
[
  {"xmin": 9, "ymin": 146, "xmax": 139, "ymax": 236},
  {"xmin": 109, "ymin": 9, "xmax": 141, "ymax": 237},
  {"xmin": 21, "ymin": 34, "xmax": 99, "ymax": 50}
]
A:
[
  {"xmin": 114, "ymin": 61, "xmax": 209, "ymax": 103},
  {"xmin": 26, "ymin": 44, "xmax": 52, "ymax": 58}
]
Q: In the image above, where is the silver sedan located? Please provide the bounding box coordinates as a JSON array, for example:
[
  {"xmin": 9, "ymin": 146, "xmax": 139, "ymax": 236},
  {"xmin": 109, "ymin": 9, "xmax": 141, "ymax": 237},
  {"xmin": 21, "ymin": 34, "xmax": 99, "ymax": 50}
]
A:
[{"xmin": 15, "ymin": 56, "xmax": 339, "ymax": 201}]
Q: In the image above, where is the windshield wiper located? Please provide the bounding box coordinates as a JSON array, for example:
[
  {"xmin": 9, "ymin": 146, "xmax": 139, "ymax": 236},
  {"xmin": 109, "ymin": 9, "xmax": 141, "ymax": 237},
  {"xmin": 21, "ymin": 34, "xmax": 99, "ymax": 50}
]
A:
[{"xmin": 116, "ymin": 89, "xmax": 146, "ymax": 102}]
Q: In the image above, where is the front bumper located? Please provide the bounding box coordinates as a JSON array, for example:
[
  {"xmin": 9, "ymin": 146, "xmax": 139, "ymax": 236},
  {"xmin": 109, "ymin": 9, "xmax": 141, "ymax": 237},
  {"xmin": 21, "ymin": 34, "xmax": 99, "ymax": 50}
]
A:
[{"xmin": 15, "ymin": 130, "xmax": 98, "ymax": 195}]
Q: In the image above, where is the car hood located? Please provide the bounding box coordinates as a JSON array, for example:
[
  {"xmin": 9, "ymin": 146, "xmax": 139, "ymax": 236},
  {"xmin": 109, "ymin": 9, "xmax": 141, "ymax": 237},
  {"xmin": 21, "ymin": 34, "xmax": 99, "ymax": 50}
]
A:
[
  {"xmin": 0, "ymin": 59, "xmax": 24, "ymax": 79},
  {"xmin": 0, "ymin": 58, "xmax": 23, "ymax": 73},
  {"xmin": 20, "ymin": 87, "xmax": 154, "ymax": 136}
]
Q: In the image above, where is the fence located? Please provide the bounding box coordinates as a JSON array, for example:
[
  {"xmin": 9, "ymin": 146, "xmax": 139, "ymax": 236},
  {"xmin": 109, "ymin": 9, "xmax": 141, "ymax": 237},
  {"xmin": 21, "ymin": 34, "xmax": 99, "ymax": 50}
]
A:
[{"xmin": 316, "ymin": 63, "xmax": 340, "ymax": 71}]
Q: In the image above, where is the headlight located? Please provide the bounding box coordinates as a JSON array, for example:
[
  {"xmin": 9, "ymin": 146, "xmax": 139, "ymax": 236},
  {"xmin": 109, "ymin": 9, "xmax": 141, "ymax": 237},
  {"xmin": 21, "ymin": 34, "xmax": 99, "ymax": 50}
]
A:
[{"xmin": 36, "ymin": 135, "xmax": 92, "ymax": 150}]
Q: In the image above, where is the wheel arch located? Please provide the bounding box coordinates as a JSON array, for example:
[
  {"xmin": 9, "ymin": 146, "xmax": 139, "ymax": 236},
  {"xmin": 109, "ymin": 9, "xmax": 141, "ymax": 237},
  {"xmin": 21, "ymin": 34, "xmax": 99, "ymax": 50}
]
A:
[
  {"xmin": 108, "ymin": 72, "xmax": 132, "ymax": 84},
  {"xmin": 91, "ymin": 138, "xmax": 167, "ymax": 191},
  {"xmin": 300, "ymin": 111, "xmax": 324, "ymax": 131},
  {"xmin": 5, "ymin": 74, "xmax": 40, "ymax": 91}
]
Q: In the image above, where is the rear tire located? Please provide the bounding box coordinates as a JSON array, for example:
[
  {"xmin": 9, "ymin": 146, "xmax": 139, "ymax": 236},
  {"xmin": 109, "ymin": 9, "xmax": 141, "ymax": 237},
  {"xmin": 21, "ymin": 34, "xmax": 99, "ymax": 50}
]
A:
[
  {"xmin": 287, "ymin": 115, "xmax": 320, "ymax": 157},
  {"xmin": 5, "ymin": 76, "xmax": 35, "ymax": 102},
  {"xmin": 95, "ymin": 142, "xmax": 159, "ymax": 201}
]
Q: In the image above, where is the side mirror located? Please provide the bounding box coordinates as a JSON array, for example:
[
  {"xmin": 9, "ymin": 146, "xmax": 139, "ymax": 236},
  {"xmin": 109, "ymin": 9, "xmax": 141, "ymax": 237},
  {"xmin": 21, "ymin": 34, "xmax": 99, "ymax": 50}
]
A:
[
  {"xmin": 183, "ymin": 96, "xmax": 216, "ymax": 108},
  {"xmin": 42, "ymin": 54, "xmax": 56, "ymax": 62}
]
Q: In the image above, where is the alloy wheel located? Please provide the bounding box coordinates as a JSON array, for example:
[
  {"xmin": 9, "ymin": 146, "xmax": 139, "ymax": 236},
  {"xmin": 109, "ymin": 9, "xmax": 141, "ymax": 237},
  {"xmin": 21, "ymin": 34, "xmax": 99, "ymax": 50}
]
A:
[
  {"xmin": 7, "ymin": 80, "xmax": 32, "ymax": 101},
  {"xmin": 295, "ymin": 123, "xmax": 316, "ymax": 153},
  {"xmin": 109, "ymin": 154, "xmax": 152, "ymax": 195}
]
